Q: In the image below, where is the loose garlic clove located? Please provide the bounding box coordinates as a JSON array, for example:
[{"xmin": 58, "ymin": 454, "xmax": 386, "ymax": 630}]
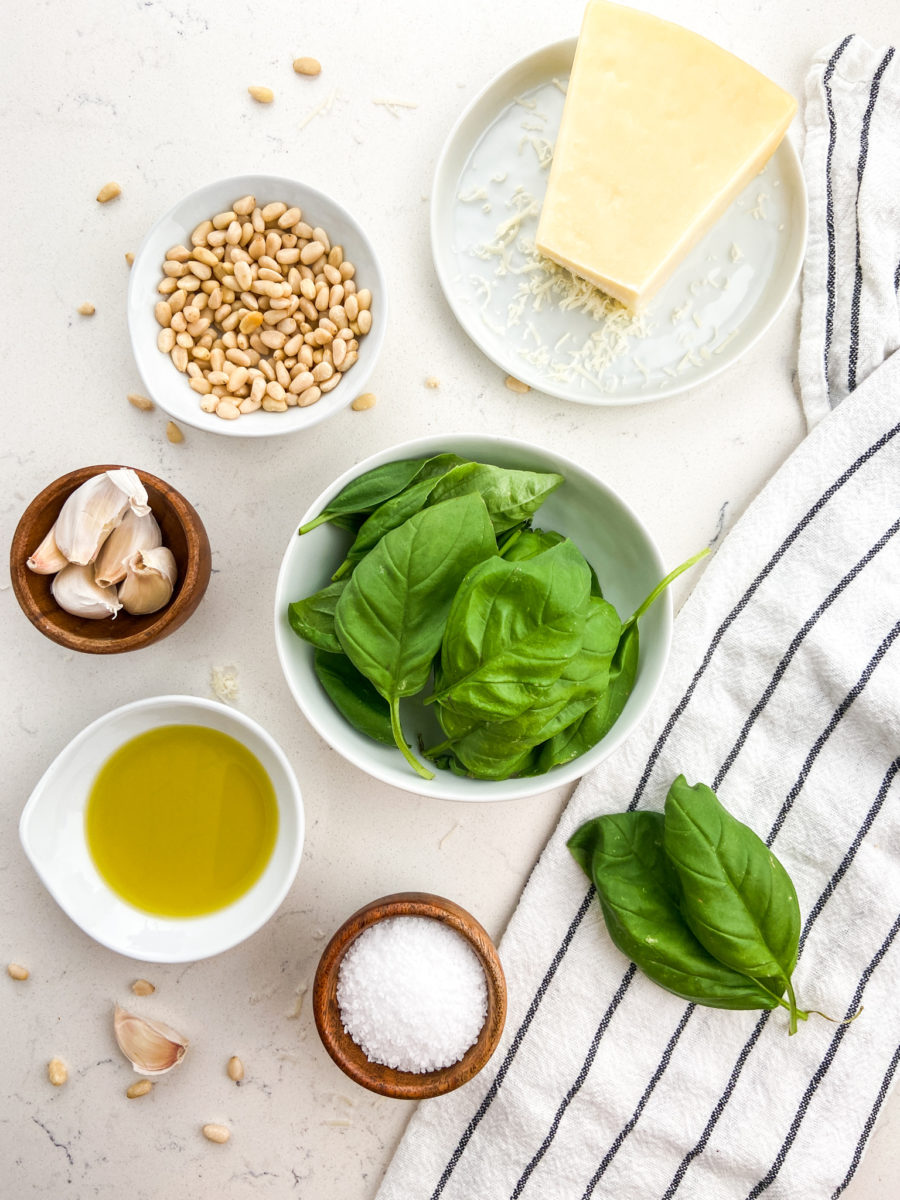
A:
[
  {"xmin": 54, "ymin": 469, "xmax": 150, "ymax": 565},
  {"xmin": 114, "ymin": 1004, "xmax": 188, "ymax": 1076},
  {"xmin": 26, "ymin": 524, "xmax": 69, "ymax": 574},
  {"xmin": 94, "ymin": 509, "xmax": 162, "ymax": 587},
  {"xmin": 118, "ymin": 546, "xmax": 177, "ymax": 615},
  {"xmin": 51, "ymin": 563, "xmax": 123, "ymax": 619}
]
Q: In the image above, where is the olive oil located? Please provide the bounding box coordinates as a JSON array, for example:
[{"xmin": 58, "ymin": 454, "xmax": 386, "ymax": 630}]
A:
[{"xmin": 86, "ymin": 725, "xmax": 278, "ymax": 917}]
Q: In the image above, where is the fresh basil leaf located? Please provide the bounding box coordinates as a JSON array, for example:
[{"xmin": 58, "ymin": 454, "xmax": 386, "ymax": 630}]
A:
[
  {"xmin": 313, "ymin": 650, "xmax": 394, "ymax": 746},
  {"xmin": 432, "ymin": 595, "xmax": 620, "ymax": 778},
  {"xmin": 536, "ymin": 620, "xmax": 639, "ymax": 771},
  {"xmin": 568, "ymin": 811, "xmax": 785, "ymax": 1010},
  {"xmin": 332, "ymin": 476, "xmax": 445, "ymax": 580},
  {"xmin": 335, "ymin": 493, "xmax": 497, "ymax": 779},
  {"xmin": 298, "ymin": 454, "xmax": 468, "ymax": 534},
  {"xmin": 428, "ymin": 463, "xmax": 565, "ymax": 534},
  {"xmin": 431, "ymin": 539, "xmax": 591, "ymax": 722},
  {"xmin": 664, "ymin": 776, "xmax": 805, "ymax": 1030},
  {"xmin": 500, "ymin": 527, "xmax": 565, "ymax": 561},
  {"xmin": 287, "ymin": 580, "xmax": 347, "ymax": 653}
]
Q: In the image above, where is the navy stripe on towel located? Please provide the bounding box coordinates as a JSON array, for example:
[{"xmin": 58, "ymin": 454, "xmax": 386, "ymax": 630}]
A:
[
  {"xmin": 831, "ymin": 1036, "xmax": 900, "ymax": 1198},
  {"xmin": 822, "ymin": 34, "xmax": 855, "ymax": 403},
  {"xmin": 847, "ymin": 47, "xmax": 896, "ymax": 393}
]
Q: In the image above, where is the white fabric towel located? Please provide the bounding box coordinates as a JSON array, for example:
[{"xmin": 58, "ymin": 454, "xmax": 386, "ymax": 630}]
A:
[
  {"xmin": 378, "ymin": 37, "xmax": 900, "ymax": 1200},
  {"xmin": 799, "ymin": 36, "xmax": 900, "ymax": 428}
]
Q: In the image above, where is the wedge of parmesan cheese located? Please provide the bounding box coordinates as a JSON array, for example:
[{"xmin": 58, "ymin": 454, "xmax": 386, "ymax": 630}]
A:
[{"xmin": 535, "ymin": 0, "xmax": 796, "ymax": 310}]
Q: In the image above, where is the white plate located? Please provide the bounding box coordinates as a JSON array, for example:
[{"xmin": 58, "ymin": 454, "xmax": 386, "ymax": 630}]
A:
[
  {"xmin": 431, "ymin": 39, "xmax": 808, "ymax": 406},
  {"xmin": 20, "ymin": 696, "xmax": 304, "ymax": 963}
]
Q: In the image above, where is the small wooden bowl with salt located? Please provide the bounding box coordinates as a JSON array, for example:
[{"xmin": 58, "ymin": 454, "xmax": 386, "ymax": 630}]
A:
[{"xmin": 313, "ymin": 892, "xmax": 507, "ymax": 1099}]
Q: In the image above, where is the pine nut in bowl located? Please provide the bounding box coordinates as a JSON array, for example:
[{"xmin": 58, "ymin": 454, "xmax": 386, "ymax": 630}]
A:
[
  {"xmin": 10, "ymin": 465, "xmax": 211, "ymax": 654},
  {"xmin": 127, "ymin": 174, "xmax": 386, "ymax": 438},
  {"xmin": 19, "ymin": 695, "xmax": 304, "ymax": 963},
  {"xmin": 274, "ymin": 433, "xmax": 679, "ymax": 801},
  {"xmin": 313, "ymin": 892, "xmax": 507, "ymax": 1099}
]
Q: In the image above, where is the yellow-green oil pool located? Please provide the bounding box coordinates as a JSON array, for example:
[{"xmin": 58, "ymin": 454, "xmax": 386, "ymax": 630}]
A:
[{"xmin": 85, "ymin": 725, "xmax": 278, "ymax": 917}]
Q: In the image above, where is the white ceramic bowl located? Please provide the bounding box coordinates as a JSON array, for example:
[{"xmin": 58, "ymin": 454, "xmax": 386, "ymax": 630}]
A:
[
  {"xmin": 274, "ymin": 434, "xmax": 673, "ymax": 801},
  {"xmin": 127, "ymin": 174, "xmax": 387, "ymax": 438},
  {"xmin": 19, "ymin": 696, "xmax": 304, "ymax": 962}
]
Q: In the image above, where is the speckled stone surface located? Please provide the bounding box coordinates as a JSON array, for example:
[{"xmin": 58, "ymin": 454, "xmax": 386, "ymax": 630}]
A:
[{"xmin": 2, "ymin": 1, "xmax": 898, "ymax": 1196}]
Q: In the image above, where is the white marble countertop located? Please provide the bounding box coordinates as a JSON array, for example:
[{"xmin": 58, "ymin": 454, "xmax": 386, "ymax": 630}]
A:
[{"xmin": 2, "ymin": 1, "xmax": 897, "ymax": 1196}]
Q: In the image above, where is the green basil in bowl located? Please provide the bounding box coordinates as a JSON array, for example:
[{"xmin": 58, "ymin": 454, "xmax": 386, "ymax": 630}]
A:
[{"xmin": 273, "ymin": 434, "xmax": 682, "ymax": 801}]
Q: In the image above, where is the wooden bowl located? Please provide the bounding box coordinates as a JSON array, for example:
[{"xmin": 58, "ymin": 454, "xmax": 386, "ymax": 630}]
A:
[
  {"xmin": 313, "ymin": 892, "xmax": 507, "ymax": 1099},
  {"xmin": 10, "ymin": 465, "xmax": 211, "ymax": 654}
]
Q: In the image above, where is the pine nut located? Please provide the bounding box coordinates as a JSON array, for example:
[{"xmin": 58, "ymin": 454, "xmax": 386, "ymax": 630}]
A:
[
  {"xmin": 48, "ymin": 1059, "xmax": 68, "ymax": 1086},
  {"xmin": 357, "ymin": 309, "xmax": 372, "ymax": 335},
  {"xmin": 352, "ymin": 391, "xmax": 376, "ymax": 411},
  {"xmin": 331, "ymin": 338, "xmax": 347, "ymax": 368},
  {"xmin": 158, "ymin": 278, "xmax": 177, "ymax": 295},
  {"xmin": 216, "ymin": 399, "xmax": 241, "ymax": 420},
  {"xmin": 171, "ymin": 346, "xmax": 189, "ymax": 372},
  {"xmin": 96, "ymin": 181, "xmax": 121, "ymax": 203},
  {"xmin": 128, "ymin": 392, "xmax": 154, "ymax": 411},
  {"xmin": 125, "ymin": 252, "xmax": 135, "ymax": 266},
  {"xmin": 288, "ymin": 370, "xmax": 315, "ymax": 394},
  {"xmin": 248, "ymin": 84, "xmax": 274, "ymax": 103},
  {"xmin": 233, "ymin": 194, "xmax": 256, "ymax": 216},
  {"xmin": 131, "ymin": 978, "xmax": 156, "ymax": 995},
  {"xmin": 167, "ymin": 244, "xmax": 191, "ymax": 263},
  {"xmin": 340, "ymin": 261, "xmax": 356, "ymax": 280},
  {"xmin": 293, "ymin": 56, "xmax": 321, "ymax": 76},
  {"xmin": 226, "ymin": 348, "xmax": 251, "ymax": 367},
  {"xmin": 344, "ymin": 294, "xmax": 359, "ymax": 321},
  {"xmin": 278, "ymin": 207, "xmax": 302, "ymax": 229},
  {"xmin": 319, "ymin": 374, "xmax": 342, "ymax": 393},
  {"xmin": 239, "ymin": 396, "xmax": 262, "ymax": 414},
  {"xmin": 312, "ymin": 227, "xmax": 331, "ymax": 252},
  {"xmin": 227, "ymin": 367, "xmax": 249, "ymax": 392},
  {"xmin": 356, "ymin": 288, "xmax": 372, "ymax": 311},
  {"xmin": 126, "ymin": 1080, "xmax": 153, "ymax": 1099},
  {"xmin": 261, "ymin": 202, "xmax": 287, "ymax": 222},
  {"xmin": 200, "ymin": 394, "xmax": 218, "ymax": 413},
  {"xmin": 191, "ymin": 220, "xmax": 213, "ymax": 245},
  {"xmin": 78, "ymin": 302, "xmax": 96, "ymax": 316},
  {"xmin": 297, "ymin": 384, "xmax": 321, "ymax": 407},
  {"xmin": 505, "ymin": 375, "xmax": 530, "ymax": 393},
  {"xmin": 300, "ymin": 241, "xmax": 325, "ymax": 265},
  {"xmin": 192, "ymin": 246, "xmax": 218, "ymax": 267},
  {"xmin": 262, "ymin": 396, "xmax": 288, "ymax": 412},
  {"xmin": 170, "ymin": 312, "xmax": 187, "ymax": 333},
  {"xmin": 227, "ymin": 1056, "xmax": 244, "ymax": 1082},
  {"xmin": 166, "ymin": 420, "xmax": 184, "ymax": 443},
  {"xmin": 275, "ymin": 360, "xmax": 291, "ymax": 388},
  {"xmin": 7, "ymin": 963, "xmax": 29, "ymax": 980},
  {"xmin": 190, "ymin": 376, "xmax": 212, "ymax": 394},
  {"xmin": 340, "ymin": 350, "xmax": 358, "ymax": 371},
  {"xmin": 202, "ymin": 1124, "xmax": 231, "ymax": 1144}
]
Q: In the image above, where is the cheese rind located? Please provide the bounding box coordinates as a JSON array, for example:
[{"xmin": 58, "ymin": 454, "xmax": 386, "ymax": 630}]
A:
[{"xmin": 535, "ymin": 1, "xmax": 797, "ymax": 310}]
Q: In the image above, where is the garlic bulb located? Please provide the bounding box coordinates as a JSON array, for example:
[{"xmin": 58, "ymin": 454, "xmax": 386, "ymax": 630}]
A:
[
  {"xmin": 51, "ymin": 563, "xmax": 122, "ymax": 619},
  {"xmin": 54, "ymin": 469, "xmax": 150, "ymax": 565},
  {"xmin": 118, "ymin": 546, "xmax": 177, "ymax": 615},
  {"xmin": 26, "ymin": 524, "xmax": 68, "ymax": 574},
  {"xmin": 114, "ymin": 1005, "xmax": 188, "ymax": 1076},
  {"xmin": 94, "ymin": 509, "xmax": 162, "ymax": 588}
]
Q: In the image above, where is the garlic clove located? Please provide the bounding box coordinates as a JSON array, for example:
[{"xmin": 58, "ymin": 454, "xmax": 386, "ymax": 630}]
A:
[
  {"xmin": 94, "ymin": 509, "xmax": 162, "ymax": 587},
  {"xmin": 54, "ymin": 469, "xmax": 150, "ymax": 565},
  {"xmin": 114, "ymin": 1004, "xmax": 188, "ymax": 1076},
  {"xmin": 118, "ymin": 546, "xmax": 177, "ymax": 615},
  {"xmin": 51, "ymin": 563, "xmax": 123, "ymax": 619},
  {"xmin": 26, "ymin": 524, "xmax": 69, "ymax": 574}
]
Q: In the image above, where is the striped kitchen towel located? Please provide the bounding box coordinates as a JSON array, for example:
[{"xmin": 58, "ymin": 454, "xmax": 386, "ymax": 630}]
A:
[
  {"xmin": 377, "ymin": 38, "xmax": 900, "ymax": 1200},
  {"xmin": 799, "ymin": 35, "xmax": 899, "ymax": 428}
]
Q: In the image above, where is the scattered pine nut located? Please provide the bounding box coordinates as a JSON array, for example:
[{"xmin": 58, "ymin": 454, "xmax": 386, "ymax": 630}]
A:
[
  {"xmin": 48, "ymin": 1058, "xmax": 68, "ymax": 1087},
  {"xmin": 202, "ymin": 1123, "xmax": 231, "ymax": 1144},
  {"xmin": 248, "ymin": 85, "xmax": 274, "ymax": 103},
  {"xmin": 7, "ymin": 963, "xmax": 29, "ymax": 981},
  {"xmin": 125, "ymin": 252, "xmax": 135, "ymax": 267},
  {"xmin": 351, "ymin": 392, "xmax": 377, "ymax": 411},
  {"xmin": 505, "ymin": 375, "xmax": 530, "ymax": 394},
  {"xmin": 425, "ymin": 376, "xmax": 440, "ymax": 389},
  {"xmin": 96, "ymin": 181, "xmax": 122, "ymax": 203},
  {"xmin": 128, "ymin": 393, "xmax": 154, "ymax": 412},
  {"xmin": 77, "ymin": 303, "xmax": 96, "ymax": 316},
  {"xmin": 293, "ymin": 56, "xmax": 322, "ymax": 76},
  {"xmin": 227, "ymin": 1056, "xmax": 244, "ymax": 1082},
  {"xmin": 131, "ymin": 978, "xmax": 155, "ymax": 996},
  {"xmin": 126, "ymin": 1080, "xmax": 153, "ymax": 1099},
  {"xmin": 166, "ymin": 420, "xmax": 184, "ymax": 444}
]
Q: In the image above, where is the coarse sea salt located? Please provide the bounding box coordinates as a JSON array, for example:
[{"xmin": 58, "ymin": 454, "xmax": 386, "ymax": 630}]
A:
[{"xmin": 336, "ymin": 915, "xmax": 488, "ymax": 1074}]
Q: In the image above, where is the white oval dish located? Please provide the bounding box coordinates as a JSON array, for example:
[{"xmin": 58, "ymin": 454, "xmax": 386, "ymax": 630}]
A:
[
  {"xmin": 430, "ymin": 38, "xmax": 808, "ymax": 406},
  {"xmin": 19, "ymin": 695, "xmax": 304, "ymax": 962},
  {"xmin": 274, "ymin": 433, "xmax": 673, "ymax": 801},
  {"xmin": 128, "ymin": 174, "xmax": 387, "ymax": 438}
]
